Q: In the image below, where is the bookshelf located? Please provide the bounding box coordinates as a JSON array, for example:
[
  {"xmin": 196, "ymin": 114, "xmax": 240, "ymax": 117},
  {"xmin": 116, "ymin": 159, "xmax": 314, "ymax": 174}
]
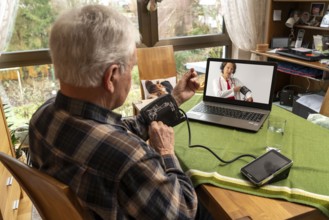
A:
[{"xmin": 253, "ymin": 0, "xmax": 329, "ymax": 94}]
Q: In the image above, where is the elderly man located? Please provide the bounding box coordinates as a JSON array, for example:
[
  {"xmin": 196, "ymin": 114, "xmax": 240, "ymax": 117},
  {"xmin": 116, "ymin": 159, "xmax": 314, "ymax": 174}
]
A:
[{"xmin": 29, "ymin": 4, "xmax": 208, "ymax": 220}]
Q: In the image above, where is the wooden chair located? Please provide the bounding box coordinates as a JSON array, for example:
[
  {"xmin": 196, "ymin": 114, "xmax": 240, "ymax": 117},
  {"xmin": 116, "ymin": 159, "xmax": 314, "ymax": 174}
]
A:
[
  {"xmin": 320, "ymin": 88, "xmax": 329, "ymax": 117},
  {"xmin": 0, "ymin": 152, "xmax": 92, "ymax": 220},
  {"xmin": 137, "ymin": 45, "xmax": 177, "ymax": 99}
]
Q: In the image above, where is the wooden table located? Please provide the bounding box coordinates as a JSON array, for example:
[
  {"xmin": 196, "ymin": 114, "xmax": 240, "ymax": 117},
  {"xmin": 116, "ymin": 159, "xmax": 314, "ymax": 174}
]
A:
[
  {"xmin": 174, "ymin": 94, "xmax": 329, "ymax": 220},
  {"xmin": 196, "ymin": 185, "xmax": 327, "ymax": 220},
  {"xmin": 133, "ymin": 96, "xmax": 329, "ymax": 220}
]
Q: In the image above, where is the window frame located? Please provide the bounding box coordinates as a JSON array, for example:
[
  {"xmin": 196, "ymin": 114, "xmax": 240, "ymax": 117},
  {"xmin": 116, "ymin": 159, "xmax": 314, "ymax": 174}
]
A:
[
  {"xmin": 137, "ymin": 1, "xmax": 232, "ymax": 53},
  {"xmin": 0, "ymin": 1, "xmax": 231, "ymax": 69},
  {"xmin": 0, "ymin": 50, "xmax": 51, "ymax": 68}
]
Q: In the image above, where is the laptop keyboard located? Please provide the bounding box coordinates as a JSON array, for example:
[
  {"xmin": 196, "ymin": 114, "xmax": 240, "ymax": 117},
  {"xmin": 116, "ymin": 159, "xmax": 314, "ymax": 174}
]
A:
[{"xmin": 193, "ymin": 104, "xmax": 264, "ymax": 122}]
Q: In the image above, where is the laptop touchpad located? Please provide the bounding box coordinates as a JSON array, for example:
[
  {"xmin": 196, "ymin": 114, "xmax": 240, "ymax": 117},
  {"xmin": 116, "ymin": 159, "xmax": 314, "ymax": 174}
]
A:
[{"xmin": 202, "ymin": 114, "xmax": 223, "ymax": 122}]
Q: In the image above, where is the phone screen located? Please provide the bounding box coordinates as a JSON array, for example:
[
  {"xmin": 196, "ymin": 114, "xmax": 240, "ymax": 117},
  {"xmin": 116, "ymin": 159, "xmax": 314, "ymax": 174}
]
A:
[{"xmin": 241, "ymin": 150, "xmax": 292, "ymax": 184}]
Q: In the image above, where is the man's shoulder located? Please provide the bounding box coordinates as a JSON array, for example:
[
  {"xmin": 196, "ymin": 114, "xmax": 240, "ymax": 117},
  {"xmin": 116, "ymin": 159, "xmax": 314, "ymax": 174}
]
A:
[{"xmin": 30, "ymin": 97, "xmax": 56, "ymax": 122}]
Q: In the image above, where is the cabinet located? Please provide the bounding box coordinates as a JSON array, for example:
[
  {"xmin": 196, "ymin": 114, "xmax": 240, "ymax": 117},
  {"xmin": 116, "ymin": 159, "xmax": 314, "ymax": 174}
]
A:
[
  {"xmin": 0, "ymin": 98, "xmax": 32, "ymax": 220},
  {"xmin": 254, "ymin": 0, "xmax": 329, "ymax": 94}
]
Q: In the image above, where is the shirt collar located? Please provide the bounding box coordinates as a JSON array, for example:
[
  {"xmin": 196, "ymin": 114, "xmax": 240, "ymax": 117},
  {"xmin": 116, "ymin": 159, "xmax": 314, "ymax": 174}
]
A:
[{"xmin": 54, "ymin": 91, "xmax": 122, "ymax": 125}]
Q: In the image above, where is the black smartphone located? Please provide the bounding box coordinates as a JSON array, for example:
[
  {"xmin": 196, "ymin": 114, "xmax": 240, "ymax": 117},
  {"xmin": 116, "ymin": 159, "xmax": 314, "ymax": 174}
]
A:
[{"xmin": 240, "ymin": 150, "xmax": 293, "ymax": 186}]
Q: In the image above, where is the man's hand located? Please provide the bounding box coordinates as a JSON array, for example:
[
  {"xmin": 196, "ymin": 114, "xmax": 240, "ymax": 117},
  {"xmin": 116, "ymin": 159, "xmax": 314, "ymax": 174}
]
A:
[
  {"xmin": 172, "ymin": 68, "xmax": 200, "ymax": 106},
  {"xmin": 148, "ymin": 121, "xmax": 175, "ymax": 156}
]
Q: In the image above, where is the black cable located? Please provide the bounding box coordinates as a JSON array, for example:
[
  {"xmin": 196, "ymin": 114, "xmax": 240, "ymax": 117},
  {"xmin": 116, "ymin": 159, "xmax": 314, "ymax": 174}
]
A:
[
  {"xmin": 282, "ymin": 84, "xmax": 305, "ymax": 93},
  {"xmin": 179, "ymin": 108, "xmax": 256, "ymax": 164}
]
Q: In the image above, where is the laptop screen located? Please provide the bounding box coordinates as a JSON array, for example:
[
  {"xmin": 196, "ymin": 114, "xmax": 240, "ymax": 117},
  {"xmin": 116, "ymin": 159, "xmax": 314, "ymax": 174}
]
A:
[{"xmin": 203, "ymin": 58, "xmax": 277, "ymax": 110}]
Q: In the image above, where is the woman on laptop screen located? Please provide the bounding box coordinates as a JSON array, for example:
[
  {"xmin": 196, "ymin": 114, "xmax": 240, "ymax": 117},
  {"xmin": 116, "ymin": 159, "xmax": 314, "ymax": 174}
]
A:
[{"xmin": 212, "ymin": 62, "xmax": 253, "ymax": 102}]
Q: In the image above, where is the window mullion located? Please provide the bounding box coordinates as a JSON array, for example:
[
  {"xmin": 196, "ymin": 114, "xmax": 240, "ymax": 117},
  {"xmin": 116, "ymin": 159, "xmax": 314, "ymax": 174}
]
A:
[
  {"xmin": 0, "ymin": 50, "xmax": 51, "ymax": 69},
  {"xmin": 137, "ymin": 1, "xmax": 159, "ymax": 47}
]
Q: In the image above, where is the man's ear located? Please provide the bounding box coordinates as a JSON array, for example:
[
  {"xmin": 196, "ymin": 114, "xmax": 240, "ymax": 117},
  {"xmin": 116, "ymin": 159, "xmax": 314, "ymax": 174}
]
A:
[{"xmin": 103, "ymin": 64, "xmax": 120, "ymax": 93}]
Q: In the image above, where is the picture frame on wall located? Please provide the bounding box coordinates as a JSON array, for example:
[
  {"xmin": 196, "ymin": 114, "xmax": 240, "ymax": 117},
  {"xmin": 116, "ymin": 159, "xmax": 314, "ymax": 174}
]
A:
[{"xmin": 310, "ymin": 3, "xmax": 325, "ymax": 16}]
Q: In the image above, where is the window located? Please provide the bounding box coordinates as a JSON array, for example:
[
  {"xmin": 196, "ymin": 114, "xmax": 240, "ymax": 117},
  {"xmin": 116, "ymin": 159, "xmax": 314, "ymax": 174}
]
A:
[
  {"xmin": 7, "ymin": 0, "xmax": 139, "ymax": 52},
  {"xmin": 0, "ymin": 64, "xmax": 57, "ymax": 126},
  {"xmin": 158, "ymin": 0, "xmax": 223, "ymax": 39},
  {"xmin": 0, "ymin": 0, "xmax": 231, "ymax": 125},
  {"xmin": 138, "ymin": 0, "xmax": 230, "ymax": 52},
  {"xmin": 175, "ymin": 46, "xmax": 225, "ymax": 78}
]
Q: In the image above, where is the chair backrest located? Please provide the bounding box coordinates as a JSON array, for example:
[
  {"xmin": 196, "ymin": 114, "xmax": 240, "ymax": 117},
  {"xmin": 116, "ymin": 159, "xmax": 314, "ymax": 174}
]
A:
[
  {"xmin": 320, "ymin": 88, "xmax": 329, "ymax": 117},
  {"xmin": 0, "ymin": 152, "xmax": 92, "ymax": 220},
  {"xmin": 137, "ymin": 45, "xmax": 177, "ymax": 99}
]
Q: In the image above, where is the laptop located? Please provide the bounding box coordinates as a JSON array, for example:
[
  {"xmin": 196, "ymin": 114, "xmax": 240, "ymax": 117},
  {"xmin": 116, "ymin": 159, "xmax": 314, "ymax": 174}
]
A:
[{"xmin": 186, "ymin": 58, "xmax": 277, "ymax": 132}]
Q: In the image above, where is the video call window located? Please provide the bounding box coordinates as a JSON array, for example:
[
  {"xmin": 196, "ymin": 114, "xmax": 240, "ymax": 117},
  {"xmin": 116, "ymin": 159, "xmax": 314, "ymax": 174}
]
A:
[{"xmin": 205, "ymin": 61, "xmax": 274, "ymax": 105}]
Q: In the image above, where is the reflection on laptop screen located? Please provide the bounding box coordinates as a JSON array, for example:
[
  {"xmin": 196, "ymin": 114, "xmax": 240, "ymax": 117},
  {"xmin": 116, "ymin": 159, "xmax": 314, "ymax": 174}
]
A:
[{"xmin": 205, "ymin": 60, "xmax": 275, "ymax": 106}]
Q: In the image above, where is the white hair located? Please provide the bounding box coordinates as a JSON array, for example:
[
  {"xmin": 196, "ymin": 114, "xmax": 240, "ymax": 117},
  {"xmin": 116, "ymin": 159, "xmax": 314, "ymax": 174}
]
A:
[{"xmin": 49, "ymin": 5, "xmax": 140, "ymax": 87}]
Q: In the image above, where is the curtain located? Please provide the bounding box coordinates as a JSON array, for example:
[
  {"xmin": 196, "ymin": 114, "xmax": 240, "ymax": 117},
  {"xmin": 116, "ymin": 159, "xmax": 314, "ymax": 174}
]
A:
[
  {"xmin": 0, "ymin": 0, "xmax": 19, "ymax": 53},
  {"xmin": 221, "ymin": 0, "xmax": 269, "ymax": 59},
  {"xmin": 0, "ymin": 0, "xmax": 20, "ymax": 107}
]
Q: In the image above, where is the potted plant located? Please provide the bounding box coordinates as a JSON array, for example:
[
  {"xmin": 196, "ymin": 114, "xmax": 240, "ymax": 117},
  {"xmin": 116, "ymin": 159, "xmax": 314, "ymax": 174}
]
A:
[
  {"xmin": 13, "ymin": 125, "xmax": 29, "ymax": 162},
  {"xmin": 3, "ymin": 103, "xmax": 29, "ymax": 162}
]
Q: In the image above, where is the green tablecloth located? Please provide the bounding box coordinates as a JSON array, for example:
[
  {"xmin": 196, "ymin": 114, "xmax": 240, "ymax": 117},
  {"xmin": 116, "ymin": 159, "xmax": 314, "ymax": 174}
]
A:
[{"xmin": 174, "ymin": 94, "xmax": 329, "ymax": 217}]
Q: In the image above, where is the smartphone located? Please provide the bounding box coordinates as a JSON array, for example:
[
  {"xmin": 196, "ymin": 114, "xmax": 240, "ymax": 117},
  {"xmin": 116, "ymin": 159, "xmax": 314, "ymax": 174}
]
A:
[
  {"xmin": 240, "ymin": 150, "xmax": 293, "ymax": 186},
  {"xmin": 295, "ymin": 29, "xmax": 305, "ymax": 48}
]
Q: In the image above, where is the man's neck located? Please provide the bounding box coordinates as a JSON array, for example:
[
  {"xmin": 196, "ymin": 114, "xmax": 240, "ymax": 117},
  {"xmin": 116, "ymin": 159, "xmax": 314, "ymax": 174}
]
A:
[{"xmin": 59, "ymin": 82, "xmax": 115, "ymax": 110}]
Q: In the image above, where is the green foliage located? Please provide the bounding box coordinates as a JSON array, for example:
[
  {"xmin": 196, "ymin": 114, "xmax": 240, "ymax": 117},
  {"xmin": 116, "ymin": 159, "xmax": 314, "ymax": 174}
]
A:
[
  {"xmin": 114, "ymin": 67, "xmax": 141, "ymax": 116},
  {"xmin": 174, "ymin": 49, "xmax": 210, "ymax": 77},
  {"xmin": 189, "ymin": 25, "xmax": 210, "ymax": 35},
  {"xmin": 188, "ymin": 0, "xmax": 222, "ymax": 35},
  {"xmin": 207, "ymin": 47, "xmax": 223, "ymax": 58},
  {"xmin": 113, "ymin": 86, "xmax": 141, "ymax": 117},
  {"xmin": 2, "ymin": 103, "xmax": 27, "ymax": 158},
  {"xmin": 2, "ymin": 104, "xmax": 19, "ymax": 146},
  {"xmin": 131, "ymin": 66, "xmax": 140, "ymax": 86},
  {"xmin": 8, "ymin": 0, "xmax": 56, "ymax": 51},
  {"xmin": 1, "ymin": 64, "xmax": 58, "ymax": 128}
]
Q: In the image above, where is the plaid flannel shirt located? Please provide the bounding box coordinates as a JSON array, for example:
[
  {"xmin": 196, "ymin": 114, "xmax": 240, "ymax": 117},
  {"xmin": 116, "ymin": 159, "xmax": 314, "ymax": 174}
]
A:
[{"xmin": 29, "ymin": 92, "xmax": 197, "ymax": 219}]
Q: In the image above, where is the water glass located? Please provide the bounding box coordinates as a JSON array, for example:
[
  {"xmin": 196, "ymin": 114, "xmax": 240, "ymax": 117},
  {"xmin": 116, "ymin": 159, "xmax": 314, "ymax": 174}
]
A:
[{"xmin": 265, "ymin": 116, "xmax": 286, "ymax": 152}]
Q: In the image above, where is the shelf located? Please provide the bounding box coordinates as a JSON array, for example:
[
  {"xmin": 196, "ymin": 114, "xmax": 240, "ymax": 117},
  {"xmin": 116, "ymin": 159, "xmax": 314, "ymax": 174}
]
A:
[
  {"xmin": 251, "ymin": 50, "xmax": 329, "ymax": 81},
  {"xmin": 268, "ymin": 0, "xmax": 329, "ymax": 93},
  {"xmin": 274, "ymin": 0, "xmax": 329, "ymax": 2},
  {"xmin": 252, "ymin": 50, "xmax": 328, "ymax": 70},
  {"xmin": 294, "ymin": 25, "xmax": 329, "ymax": 31},
  {"xmin": 277, "ymin": 67, "xmax": 324, "ymax": 80}
]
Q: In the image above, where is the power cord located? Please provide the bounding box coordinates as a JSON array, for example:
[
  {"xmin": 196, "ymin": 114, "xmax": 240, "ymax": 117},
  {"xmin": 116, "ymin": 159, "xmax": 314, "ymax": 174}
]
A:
[
  {"xmin": 179, "ymin": 109, "xmax": 257, "ymax": 164},
  {"xmin": 282, "ymin": 84, "xmax": 305, "ymax": 93}
]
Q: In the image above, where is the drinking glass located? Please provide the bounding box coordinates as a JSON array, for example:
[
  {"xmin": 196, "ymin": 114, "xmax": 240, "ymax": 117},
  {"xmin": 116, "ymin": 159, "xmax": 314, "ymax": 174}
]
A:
[{"xmin": 265, "ymin": 116, "xmax": 286, "ymax": 152}]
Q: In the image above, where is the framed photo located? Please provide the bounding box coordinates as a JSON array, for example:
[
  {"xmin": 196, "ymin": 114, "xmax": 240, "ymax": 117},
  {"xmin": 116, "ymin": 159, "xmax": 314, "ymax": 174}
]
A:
[{"xmin": 310, "ymin": 3, "xmax": 325, "ymax": 16}]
